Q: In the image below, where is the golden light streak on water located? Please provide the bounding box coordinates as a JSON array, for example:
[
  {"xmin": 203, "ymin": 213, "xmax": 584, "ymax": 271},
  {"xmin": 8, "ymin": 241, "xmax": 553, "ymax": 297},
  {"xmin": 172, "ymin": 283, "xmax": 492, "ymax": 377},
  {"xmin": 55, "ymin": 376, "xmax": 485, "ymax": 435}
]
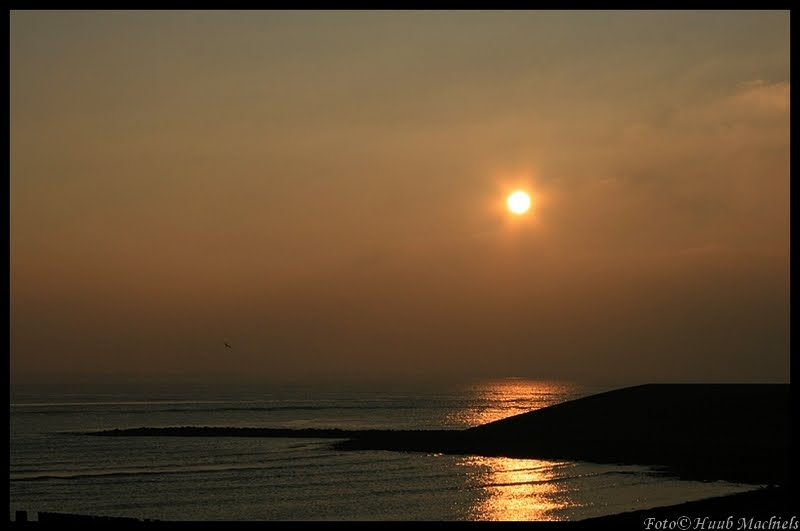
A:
[
  {"xmin": 459, "ymin": 456, "xmax": 581, "ymax": 521},
  {"xmin": 446, "ymin": 378, "xmax": 581, "ymax": 427},
  {"xmin": 446, "ymin": 378, "xmax": 585, "ymax": 520}
]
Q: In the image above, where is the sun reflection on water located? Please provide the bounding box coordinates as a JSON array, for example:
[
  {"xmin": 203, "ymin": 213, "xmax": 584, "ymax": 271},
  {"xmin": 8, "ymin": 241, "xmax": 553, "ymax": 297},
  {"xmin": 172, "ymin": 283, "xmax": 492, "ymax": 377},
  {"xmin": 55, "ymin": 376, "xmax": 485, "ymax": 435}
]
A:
[
  {"xmin": 460, "ymin": 456, "xmax": 581, "ymax": 521},
  {"xmin": 446, "ymin": 378, "xmax": 583, "ymax": 428},
  {"xmin": 451, "ymin": 378, "xmax": 587, "ymax": 520}
]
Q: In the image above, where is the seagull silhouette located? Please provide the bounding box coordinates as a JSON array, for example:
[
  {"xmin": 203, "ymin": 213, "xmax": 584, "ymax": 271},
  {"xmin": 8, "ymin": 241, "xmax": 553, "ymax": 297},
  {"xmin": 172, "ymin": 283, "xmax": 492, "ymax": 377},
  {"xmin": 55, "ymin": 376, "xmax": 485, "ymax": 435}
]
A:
[{"xmin": 224, "ymin": 341, "xmax": 232, "ymax": 349}]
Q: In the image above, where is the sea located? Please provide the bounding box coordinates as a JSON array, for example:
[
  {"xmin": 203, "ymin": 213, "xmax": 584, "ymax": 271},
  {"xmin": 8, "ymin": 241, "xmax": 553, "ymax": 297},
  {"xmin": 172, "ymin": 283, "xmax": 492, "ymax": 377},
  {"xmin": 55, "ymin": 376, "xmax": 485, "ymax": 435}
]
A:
[{"xmin": 9, "ymin": 378, "xmax": 758, "ymax": 522}]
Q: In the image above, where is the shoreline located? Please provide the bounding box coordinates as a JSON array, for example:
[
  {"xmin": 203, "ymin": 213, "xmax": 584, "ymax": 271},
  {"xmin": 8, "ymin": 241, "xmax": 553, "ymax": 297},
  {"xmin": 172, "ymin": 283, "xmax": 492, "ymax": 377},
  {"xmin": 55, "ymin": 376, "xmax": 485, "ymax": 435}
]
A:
[{"xmin": 579, "ymin": 485, "xmax": 795, "ymax": 526}]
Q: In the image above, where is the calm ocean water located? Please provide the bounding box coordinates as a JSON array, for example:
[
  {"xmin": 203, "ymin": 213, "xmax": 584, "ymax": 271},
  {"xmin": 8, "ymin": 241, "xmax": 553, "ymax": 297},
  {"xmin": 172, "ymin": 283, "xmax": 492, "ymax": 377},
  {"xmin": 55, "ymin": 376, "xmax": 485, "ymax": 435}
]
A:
[{"xmin": 10, "ymin": 379, "xmax": 757, "ymax": 521}]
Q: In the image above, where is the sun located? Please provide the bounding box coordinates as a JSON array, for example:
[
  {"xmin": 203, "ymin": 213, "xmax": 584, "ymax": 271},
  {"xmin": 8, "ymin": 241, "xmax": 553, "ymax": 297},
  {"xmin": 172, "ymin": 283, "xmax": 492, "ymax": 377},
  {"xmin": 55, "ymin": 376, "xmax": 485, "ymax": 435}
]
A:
[{"xmin": 506, "ymin": 190, "xmax": 531, "ymax": 215}]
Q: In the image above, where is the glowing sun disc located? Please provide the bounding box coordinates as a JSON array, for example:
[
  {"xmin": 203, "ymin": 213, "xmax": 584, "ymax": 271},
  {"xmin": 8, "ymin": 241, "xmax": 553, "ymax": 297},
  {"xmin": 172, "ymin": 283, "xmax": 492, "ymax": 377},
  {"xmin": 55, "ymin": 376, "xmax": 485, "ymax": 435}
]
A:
[{"xmin": 507, "ymin": 191, "xmax": 531, "ymax": 215}]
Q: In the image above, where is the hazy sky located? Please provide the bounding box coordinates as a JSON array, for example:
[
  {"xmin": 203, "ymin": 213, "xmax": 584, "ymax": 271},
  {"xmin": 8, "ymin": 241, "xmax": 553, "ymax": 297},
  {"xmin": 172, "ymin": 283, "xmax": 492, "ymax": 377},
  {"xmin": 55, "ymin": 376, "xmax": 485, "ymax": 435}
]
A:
[{"xmin": 10, "ymin": 11, "xmax": 790, "ymax": 385}]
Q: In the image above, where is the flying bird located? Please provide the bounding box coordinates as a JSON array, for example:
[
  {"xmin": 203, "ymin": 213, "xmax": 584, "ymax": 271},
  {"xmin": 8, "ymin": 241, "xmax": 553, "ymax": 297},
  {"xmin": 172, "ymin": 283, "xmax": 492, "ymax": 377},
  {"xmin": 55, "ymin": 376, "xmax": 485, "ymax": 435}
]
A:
[{"xmin": 224, "ymin": 341, "xmax": 232, "ymax": 349}]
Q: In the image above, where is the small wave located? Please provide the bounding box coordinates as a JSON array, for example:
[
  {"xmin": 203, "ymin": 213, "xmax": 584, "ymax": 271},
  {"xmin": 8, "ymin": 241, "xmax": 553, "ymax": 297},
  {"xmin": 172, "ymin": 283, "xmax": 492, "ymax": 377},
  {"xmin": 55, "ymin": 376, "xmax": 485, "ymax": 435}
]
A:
[
  {"xmin": 10, "ymin": 451, "xmax": 417, "ymax": 483},
  {"xmin": 478, "ymin": 469, "xmax": 650, "ymax": 490},
  {"xmin": 10, "ymin": 462, "xmax": 306, "ymax": 482}
]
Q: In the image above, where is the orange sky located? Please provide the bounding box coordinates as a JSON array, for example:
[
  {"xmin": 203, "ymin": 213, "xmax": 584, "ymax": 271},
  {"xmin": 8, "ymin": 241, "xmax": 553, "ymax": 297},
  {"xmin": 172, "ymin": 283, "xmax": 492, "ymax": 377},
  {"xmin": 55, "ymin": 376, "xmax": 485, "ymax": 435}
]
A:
[{"xmin": 10, "ymin": 11, "xmax": 790, "ymax": 384}]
